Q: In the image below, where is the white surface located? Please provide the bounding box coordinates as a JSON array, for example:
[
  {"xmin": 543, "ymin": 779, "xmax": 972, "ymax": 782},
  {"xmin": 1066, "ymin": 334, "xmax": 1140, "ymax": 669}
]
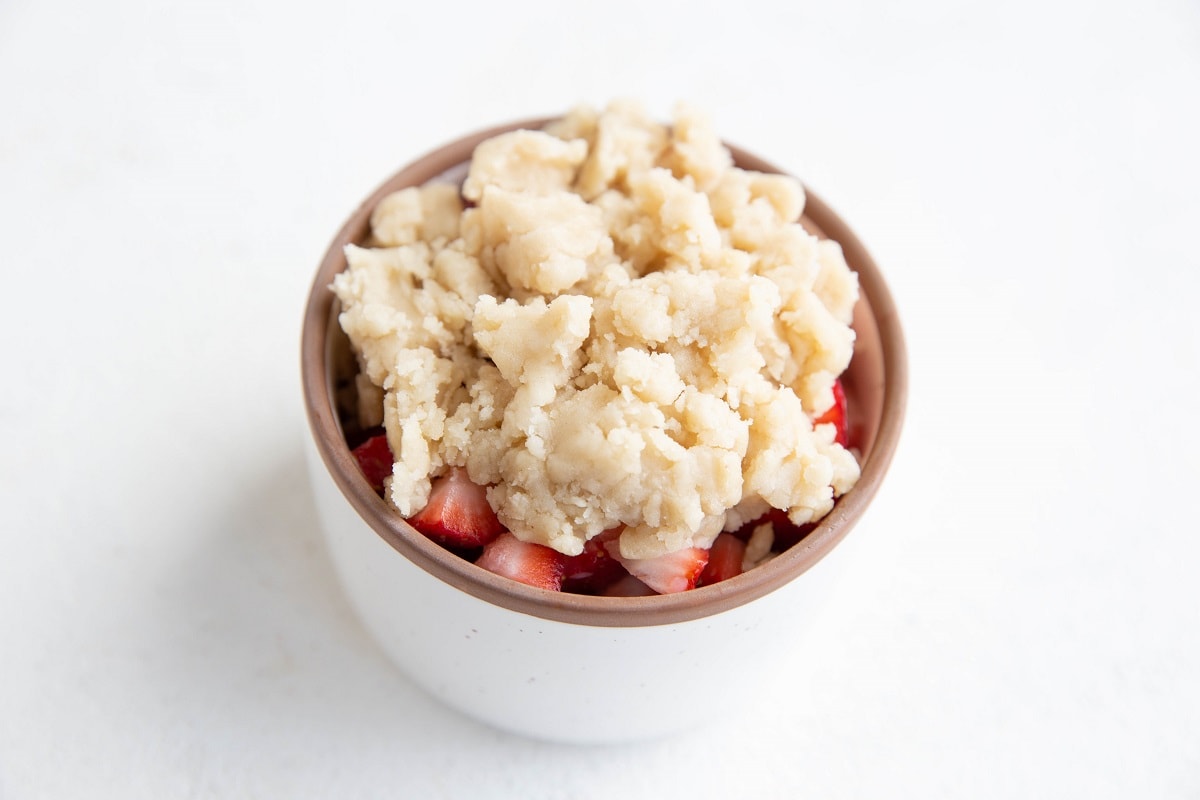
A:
[{"xmin": 1, "ymin": 0, "xmax": 1197, "ymax": 796}]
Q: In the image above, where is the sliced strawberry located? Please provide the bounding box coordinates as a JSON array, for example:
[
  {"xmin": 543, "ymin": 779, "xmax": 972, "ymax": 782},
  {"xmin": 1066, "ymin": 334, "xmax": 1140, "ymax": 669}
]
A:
[
  {"xmin": 698, "ymin": 533, "xmax": 746, "ymax": 586},
  {"xmin": 813, "ymin": 378, "xmax": 849, "ymax": 448},
  {"xmin": 562, "ymin": 528, "xmax": 626, "ymax": 594},
  {"xmin": 408, "ymin": 467, "xmax": 505, "ymax": 549},
  {"xmin": 351, "ymin": 433, "xmax": 393, "ymax": 494},
  {"xmin": 475, "ymin": 532, "xmax": 567, "ymax": 591},
  {"xmin": 601, "ymin": 575, "xmax": 658, "ymax": 597},
  {"xmin": 603, "ymin": 539, "xmax": 708, "ymax": 595}
]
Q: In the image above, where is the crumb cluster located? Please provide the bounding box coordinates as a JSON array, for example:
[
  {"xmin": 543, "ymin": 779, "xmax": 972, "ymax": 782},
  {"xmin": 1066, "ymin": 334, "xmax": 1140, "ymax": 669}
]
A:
[{"xmin": 333, "ymin": 101, "xmax": 859, "ymax": 559}]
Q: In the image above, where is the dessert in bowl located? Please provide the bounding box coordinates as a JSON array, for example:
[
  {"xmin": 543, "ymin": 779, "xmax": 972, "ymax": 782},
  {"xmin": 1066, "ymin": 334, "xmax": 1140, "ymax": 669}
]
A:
[{"xmin": 301, "ymin": 102, "xmax": 906, "ymax": 742}]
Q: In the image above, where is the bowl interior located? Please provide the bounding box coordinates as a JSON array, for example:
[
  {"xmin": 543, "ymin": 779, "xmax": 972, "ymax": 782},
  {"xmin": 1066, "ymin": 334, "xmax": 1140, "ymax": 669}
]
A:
[{"xmin": 301, "ymin": 119, "xmax": 907, "ymax": 627}]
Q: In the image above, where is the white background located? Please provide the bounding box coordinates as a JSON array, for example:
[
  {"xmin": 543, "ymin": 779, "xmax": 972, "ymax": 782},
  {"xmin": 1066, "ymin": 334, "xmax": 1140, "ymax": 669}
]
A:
[{"xmin": 2, "ymin": 0, "xmax": 1198, "ymax": 797}]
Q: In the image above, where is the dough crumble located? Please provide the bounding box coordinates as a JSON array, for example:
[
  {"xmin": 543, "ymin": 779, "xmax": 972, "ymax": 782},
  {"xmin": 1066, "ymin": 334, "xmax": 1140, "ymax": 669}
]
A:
[{"xmin": 333, "ymin": 101, "xmax": 860, "ymax": 559}]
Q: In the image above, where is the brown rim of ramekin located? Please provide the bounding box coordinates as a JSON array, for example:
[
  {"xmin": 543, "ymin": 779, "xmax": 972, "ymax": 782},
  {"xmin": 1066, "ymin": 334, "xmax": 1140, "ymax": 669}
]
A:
[{"xmin": 302, "ymin": 117, "xmax": 908, "ymax": 628}]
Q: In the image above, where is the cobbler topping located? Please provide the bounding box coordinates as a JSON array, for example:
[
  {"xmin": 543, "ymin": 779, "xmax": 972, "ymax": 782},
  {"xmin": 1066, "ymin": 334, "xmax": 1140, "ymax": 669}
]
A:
[{"xmin": 334, "ymin": 101, "xmax": 859, "ymax": 567}]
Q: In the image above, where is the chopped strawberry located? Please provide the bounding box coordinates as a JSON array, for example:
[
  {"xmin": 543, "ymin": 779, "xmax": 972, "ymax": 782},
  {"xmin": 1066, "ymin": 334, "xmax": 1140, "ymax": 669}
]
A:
[
  {"xmin": 351, "ymin": 433, "xmax": 393, "ymax": 494},
  {"xmin": 601, "ymin": 575, "xmax": 658, "ymax": 597},
  {"xmin": 771, "ymin": 517, "xmax": 817, "ymax": 551},
  {"xmin": 408, "ymin": 467, "xmax": 505, "ymax": 549},
  {"xmin": 475, "ymin": 532, "xmax": 567, "ymax": 591},
  {"xmin": 730, "ymin": 509, "xmax": 815, "ymax": 552},
  {"xmin": 603, "ymin": 539, "xmax": 708, "ymax": 595},
  {"xmin": 562, "ymin": 529, "xmax": 626, "ymax": 594},
  {"xmin": 813, "ymin": 378, "xmax": 849, "ymax": 448},
  {"xmin": 698, "ymin": 533, "xmax": 746, "ymax": 586}
]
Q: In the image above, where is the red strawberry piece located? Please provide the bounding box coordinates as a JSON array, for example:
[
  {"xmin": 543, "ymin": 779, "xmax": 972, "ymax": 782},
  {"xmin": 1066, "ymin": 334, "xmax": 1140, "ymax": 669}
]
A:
[
  {"xmin": 562, "ymin": 528, "xmax": 626, "ymax": 594},
  {"xmin": 771, "ymin": 515, "xmax": 817, "ymax": 551},
  {"xmin": 601, "ymin": 575, "xmax": 658, "ymax": 597},
  {"xmin": 698, "ymin": 533, "xmax": 746, "ymax": 586},
  {"xmin": 730, "ymin": 509, "xmax": 816, "ymax": 552},
  {"xmin": 408, "ymin": 467, "xmax": 505, "ymax": 549},
  {"xmin": 475, "ymin": 532, "xmax": 567, "ymax": 591},
  {"xmin": 813, "ymin": 378, "xmax": 850, "ymax": 448},
  {"xmin": 351, "ymin": 434, "xmax": 393, "ymax": 494},
  {"xmin": 729, "ymin": 508, "xmax": 787, "ymax": 541},
  {"xmin": 603, "ymin": 539, "xmax": 709, "ymax": 595}
]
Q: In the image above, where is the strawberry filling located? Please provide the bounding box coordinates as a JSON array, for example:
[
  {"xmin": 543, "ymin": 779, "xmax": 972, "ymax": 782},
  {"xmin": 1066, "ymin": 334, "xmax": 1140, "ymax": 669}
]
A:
[
  {"xmin": 475, "ymin": 533, "xmax": 567, "ymax": 591},
  {"xmin": 813, "ymin": 378, "xmax": 850, "ymax": 448},
  {"xmin": 561, "ymin": 529, "xmax": 627, "ymax": 594},
  {"xmin": 698, "ymin": 533, "xmax": 746, "ymax": 587},
  {"xmin": 603, "ymin": 540, "xmax": 709, "ymax": 595},
  {"xmin": 345, "ymin": 385, "xmax": 851, "ymax": 595},
  {"xmin": 350, "ymin": 433, "xmax": 393, "ymax": 494},
  {"xmin": 408, "ymin": 467, "xmax": 506, "ymax": 549}
]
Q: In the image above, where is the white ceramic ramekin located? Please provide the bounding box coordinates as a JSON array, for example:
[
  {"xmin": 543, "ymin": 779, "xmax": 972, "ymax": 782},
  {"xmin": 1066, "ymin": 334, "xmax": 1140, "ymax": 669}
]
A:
[{"xmin": 301, "ymin": 119, "xmax": 907, "ymax": 743}]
